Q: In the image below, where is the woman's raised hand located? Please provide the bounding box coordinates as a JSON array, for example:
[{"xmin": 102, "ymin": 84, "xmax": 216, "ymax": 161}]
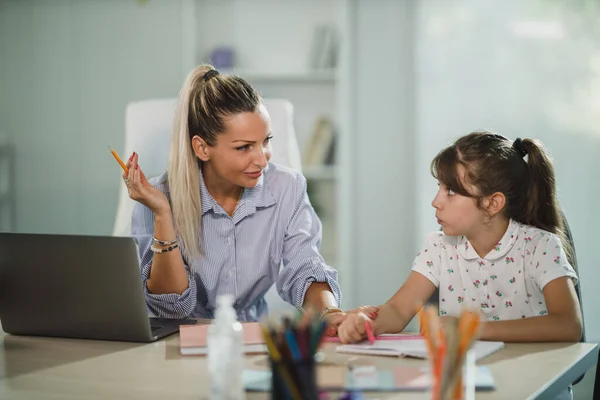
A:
[{"xmin": 122, "ymin": 152, "xmax": 170, "ymax": 215}]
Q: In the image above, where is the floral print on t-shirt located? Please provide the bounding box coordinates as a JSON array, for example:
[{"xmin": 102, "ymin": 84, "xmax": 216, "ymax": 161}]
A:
[{"xmin": 412, "ymin": 219, "xmax": 578, "ymax": 321}]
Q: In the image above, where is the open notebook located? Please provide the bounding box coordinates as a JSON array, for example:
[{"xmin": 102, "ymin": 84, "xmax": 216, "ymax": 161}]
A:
[
  {"xmin": 324, "ymin": 333, "xmax": 422, "ymax": 343},
  {"xmin": 336, "ymin": 339, "xmax": 504, "ymax": 360},
  {"xmin": 179, "ymin": 322, "xmax": 267, "ymax": 355}
]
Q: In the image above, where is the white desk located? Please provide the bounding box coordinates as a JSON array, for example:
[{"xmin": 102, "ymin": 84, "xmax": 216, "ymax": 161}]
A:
[{"xmin": 0, "ymin": 329, "xmax": 597, "ymax": 400}]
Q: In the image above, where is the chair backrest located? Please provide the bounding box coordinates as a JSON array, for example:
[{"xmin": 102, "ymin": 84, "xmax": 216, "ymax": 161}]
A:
[
  {"xmin": 561, "ymin": 214, "xmax": 584, "ymax": 332},
  {"xmin": 112, "ymin": 97, "xmax": 302, "ymax": 315},
  {"xmin": 561, "ymin": 213, "xmax": 586, "ymax": 385}
]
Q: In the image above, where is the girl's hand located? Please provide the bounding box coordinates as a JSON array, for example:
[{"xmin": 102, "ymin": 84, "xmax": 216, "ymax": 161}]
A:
[
  {"xmin": 337, "ymin": 312, "xmax": 373, "ymax": 344},
  {"xmin": 123, "ymin": 152, "xmax": 170, "ymax": 215}
]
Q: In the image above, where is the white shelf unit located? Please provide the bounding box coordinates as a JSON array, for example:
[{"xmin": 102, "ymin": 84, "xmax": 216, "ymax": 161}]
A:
[{"xmin": 193, "ymin": 0, "xmax": 341, "ymax": 266}]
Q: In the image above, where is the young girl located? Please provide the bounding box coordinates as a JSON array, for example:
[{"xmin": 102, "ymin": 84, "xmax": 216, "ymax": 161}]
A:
[{"xmin": 338, "ymin": 131, "xmax": 583, "ymax": 344}]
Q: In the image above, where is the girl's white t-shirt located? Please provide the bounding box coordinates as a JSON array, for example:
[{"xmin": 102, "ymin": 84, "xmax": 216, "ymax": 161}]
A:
[{"xmin": 412, "ymin": 219, "xmax": 578, "ymax": 320}]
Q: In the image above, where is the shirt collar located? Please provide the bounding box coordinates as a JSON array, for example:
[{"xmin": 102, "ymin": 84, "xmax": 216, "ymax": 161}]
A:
[
  {"xmin": 199, "ymin": 163, "xmax": 276, "ymax": 217},
  {"xmin": 458, "ymin": 219, "xmax": 521, "ymax": 261}
]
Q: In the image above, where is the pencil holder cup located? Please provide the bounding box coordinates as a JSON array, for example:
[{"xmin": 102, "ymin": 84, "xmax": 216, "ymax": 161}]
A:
[
  {"xmin": 431, "ymin": 348, "xmax": 476, "ymax": 400},
  {"xmin": 269, "ymin": 356, "xmax": 319, "ymax": 400}
]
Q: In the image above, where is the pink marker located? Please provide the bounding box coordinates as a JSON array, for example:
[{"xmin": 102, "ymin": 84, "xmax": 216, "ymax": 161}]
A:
[{"xmin": 364, "ymin": 321, "xmax": 375, "ymax": 344}]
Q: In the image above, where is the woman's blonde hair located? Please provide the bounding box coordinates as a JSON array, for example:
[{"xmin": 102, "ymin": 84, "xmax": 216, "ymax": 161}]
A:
[{"xmin": 168, "ymin": 64, "xmax": 261, "ymax": 260}]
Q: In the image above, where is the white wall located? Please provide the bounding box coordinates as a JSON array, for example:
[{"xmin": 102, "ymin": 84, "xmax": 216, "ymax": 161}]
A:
[{"xmin": 0, "ymin": 0, "xmax": 188, "ymax": 235}]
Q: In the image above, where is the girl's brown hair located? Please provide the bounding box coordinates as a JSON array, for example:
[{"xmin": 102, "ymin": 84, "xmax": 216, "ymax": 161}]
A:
[{"xmin": 430, "ymin": 131, "xmax": 571, "ymax": 259}]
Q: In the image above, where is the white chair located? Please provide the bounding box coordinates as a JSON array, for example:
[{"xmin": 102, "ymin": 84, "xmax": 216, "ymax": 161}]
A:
[{"xmin": 112, "ymin": 97, "xmax": 301, "ymax": 314}]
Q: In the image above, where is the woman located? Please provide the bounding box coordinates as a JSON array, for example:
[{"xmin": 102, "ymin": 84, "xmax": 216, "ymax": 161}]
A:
[{"xmin": 123, "ymin": 65, "xmax": 343, "ymax": 327}]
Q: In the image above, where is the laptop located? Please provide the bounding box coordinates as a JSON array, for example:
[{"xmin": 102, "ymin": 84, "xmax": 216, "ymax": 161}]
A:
[{"xmin": 0, "ymin": 232, "xmax": 196, "ymax": 342}]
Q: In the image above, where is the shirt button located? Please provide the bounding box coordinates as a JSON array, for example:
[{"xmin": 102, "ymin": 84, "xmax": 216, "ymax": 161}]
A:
[{"xmin": 228, "ymin": 270, "xmax": 233, "ymax": 277}]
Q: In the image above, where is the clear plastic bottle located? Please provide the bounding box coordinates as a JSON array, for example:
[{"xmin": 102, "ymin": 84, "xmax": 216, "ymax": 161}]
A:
[{"xmin": 207, "ymin": 294, "xmax": 245, "ymax": 400}]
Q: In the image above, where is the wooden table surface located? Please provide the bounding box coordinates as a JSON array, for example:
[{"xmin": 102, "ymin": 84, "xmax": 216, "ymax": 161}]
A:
[{"xmin": 1, "ymin": 328, "xmax": 597, "ymax": 400}]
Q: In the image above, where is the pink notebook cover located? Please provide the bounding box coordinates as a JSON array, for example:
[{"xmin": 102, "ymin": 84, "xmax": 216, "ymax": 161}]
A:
[
  {"xmin": 324, "ymin": 333, "xmax": 423, "ymax": 343},
  {"xmin": 179, "ymin": 322, "xmax": 265, "ymax": 348}
]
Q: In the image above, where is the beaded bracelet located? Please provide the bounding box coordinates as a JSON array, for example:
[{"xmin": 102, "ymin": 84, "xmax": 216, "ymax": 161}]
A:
[
  {"xmin": 152, "ymin": 236, "xmax": 178, "ymax": 246},
  {"xmin": 150, "ymin": 243, "xmax": 179, "ymax": 254}
]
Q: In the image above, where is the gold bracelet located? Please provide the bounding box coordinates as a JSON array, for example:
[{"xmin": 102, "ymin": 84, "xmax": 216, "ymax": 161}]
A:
[
  {"xmin": 152, "ymin": 236, "xmax": 178, "ymax": 246},
  {"xmin": 319, "ymin": 306, "xmax": 343, "ymax": 320}
]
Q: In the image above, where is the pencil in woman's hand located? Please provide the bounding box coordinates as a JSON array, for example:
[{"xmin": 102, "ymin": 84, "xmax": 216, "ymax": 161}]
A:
[{"xmin": 109, "ymin": 146, "xmax": 129, "ymax": 174}]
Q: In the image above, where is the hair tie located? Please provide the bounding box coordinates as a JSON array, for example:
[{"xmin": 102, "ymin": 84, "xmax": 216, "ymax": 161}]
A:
[
  {"xmin": 203, "ymin": 69, "xmax": 220, "ymax": 82},
  {"xmin": 513, "ymin": 137, "xmax": 527, "ymax": 158}
]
